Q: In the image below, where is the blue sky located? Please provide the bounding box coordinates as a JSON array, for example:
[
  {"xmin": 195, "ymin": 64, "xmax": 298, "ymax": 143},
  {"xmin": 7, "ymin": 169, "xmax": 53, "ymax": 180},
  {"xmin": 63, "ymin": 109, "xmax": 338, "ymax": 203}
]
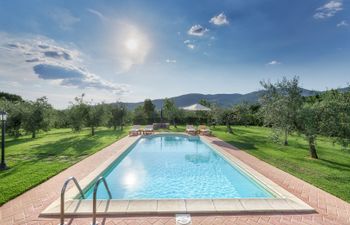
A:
[{"xmin": 0, "ymin": 0, "xmax": 349, "ymax": 108}]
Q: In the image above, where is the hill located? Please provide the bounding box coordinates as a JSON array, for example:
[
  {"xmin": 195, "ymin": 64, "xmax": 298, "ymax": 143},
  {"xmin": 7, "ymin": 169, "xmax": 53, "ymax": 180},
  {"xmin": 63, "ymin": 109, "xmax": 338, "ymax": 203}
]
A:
[
  {"xmin": 123, "ymin": 87, "xmax": 349, "ymax": 110},
  {"xmin": 124, "ymin": 92, "xmax": 262, "ymax": 110}
]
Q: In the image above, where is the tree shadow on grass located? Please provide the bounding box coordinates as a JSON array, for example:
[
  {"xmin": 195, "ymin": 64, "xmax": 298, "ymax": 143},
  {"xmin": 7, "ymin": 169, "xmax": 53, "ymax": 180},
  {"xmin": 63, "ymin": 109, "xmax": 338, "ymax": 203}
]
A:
[
  {"xmin": 228, "ymin": 140, "xmax": 259, "ymax": 151},
  {"xmin": 214, "ymin": 129, "xmax": 312, "ymax": 155},
  {"xmin": 212, "ymin": 139, "xmax": 258, "ymax": 151},
  {"xmin": 5, "ymin": 136, "xmax": 37, "ymax": 148},
  {"xmin": 319, "ymin": 158, "xmax": 350, "ymax": 171},
  {"xmin": 0, "ymin": 163, "xmax": 21, "ymax": 178},
  {"xmin": 4, "ymin": 129, "xmax": 125, "ymax": 168},
  {"xmin": 36, "ymin": 129, "xmax": 125, "ymax": 158},
  {"xmin": 214, "ymin": 131, "xmax": 272, "ymax": 151},
  {"xmin": 5, "ymin": 130, "xmax": 74, "ymax": 148},
  {"xmin": 6, "ymin": 129, "xmax": 69, "ymax": 143},
  {"xmin": 33, "ymin": 136, "xmax": 101, "ymax": 159}
]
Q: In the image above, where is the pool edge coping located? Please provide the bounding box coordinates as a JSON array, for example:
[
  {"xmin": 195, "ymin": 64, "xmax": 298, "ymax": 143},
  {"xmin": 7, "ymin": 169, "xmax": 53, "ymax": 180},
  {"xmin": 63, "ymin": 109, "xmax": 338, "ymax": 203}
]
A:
[
  {"xmin": 40, "ymin": 133, "xmax": 315, "ymax": 217},
  {"xmin": 200, "ymin": 136, "xmax": 314, "ymax": 210}
]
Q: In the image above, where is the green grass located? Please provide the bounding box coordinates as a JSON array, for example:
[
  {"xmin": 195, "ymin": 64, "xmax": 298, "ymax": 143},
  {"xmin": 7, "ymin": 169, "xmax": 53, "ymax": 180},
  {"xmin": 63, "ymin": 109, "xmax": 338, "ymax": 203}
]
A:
[
  {"xmin": 157, "ymin": 125, "xmax": 186, "ymax": 132},
  {"xmin": 0, "ymin": 127, "xmax": 128, "ymax": 206},
  {"xmin": 212, "ymin": 126, "xmax": 350, "ymax": 203}
]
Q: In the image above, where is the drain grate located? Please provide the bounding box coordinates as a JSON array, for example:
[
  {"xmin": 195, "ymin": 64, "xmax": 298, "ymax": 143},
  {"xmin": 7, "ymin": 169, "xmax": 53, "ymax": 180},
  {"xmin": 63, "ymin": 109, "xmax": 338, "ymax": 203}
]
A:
[{"xmin": 175, "ymin": 214, "xmax": 192, "ymax": 225}]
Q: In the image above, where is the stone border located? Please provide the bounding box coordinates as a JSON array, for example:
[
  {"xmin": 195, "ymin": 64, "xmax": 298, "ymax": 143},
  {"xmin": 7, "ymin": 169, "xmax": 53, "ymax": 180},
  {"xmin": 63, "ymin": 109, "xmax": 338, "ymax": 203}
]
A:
[{"xmin": 40, "ymin": 133, "xmax": 314, "ymax": 217}]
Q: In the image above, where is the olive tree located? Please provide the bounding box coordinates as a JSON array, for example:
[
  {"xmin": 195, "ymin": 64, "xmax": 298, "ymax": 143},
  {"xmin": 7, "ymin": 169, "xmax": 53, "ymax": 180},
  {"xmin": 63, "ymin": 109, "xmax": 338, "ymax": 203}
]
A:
[
  {"xmin": 296, "ymin": 102, "xmax": 321, "ymax": 159},
  {"xmin": 162, "ymin": 98, "xmax": 178, "ymax": 127},
  {"xmin": 22, "ymin": 97, "xmax": 52, "ymax": 138},
  {"xmin": 0, "ymin": 99, "xmax": 25, "ymax": 137},
  {"xmin": 86, "ymin": 103, "xmax": 106, "ymax": 136},
  {"xmin": 233, "ymin": 102, "xmax": 252, "ymax": 126},
  {"xmin": 210, "ymin": 103, "xmax": 221, "ymax": 128},
  {"xmin": 52, "ymin": 109, "xmax": 70, "ymax": 128},
  {"xmin": 319, "ymin": 90, "xmax": 350, "ymax": 148},
  {"xmin": 260, "ymin": 77, "xmax": 303, "ymax": 145},
  {"xmin": 68, "ymin": 94, "xmax": 88, "ymax": 132},
  {"xmin": 109, "ymin": 103, "xmax": 128, "ymax": 130},
  {"xmin": 219, "ymin": 109, "xmax": 236, "ymax": 134},
  {"xmin": 143, "ymin": 99, "xmax": 156, "ymax": 124},
  {"xmin": 132, "ymin": 105, "xmax": 146, "ymax": 125}
]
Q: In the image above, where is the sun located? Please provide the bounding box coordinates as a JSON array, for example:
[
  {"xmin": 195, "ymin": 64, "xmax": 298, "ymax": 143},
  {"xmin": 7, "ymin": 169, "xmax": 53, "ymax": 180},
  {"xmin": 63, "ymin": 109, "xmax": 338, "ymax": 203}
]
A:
[{"xmin": 125, "ymin": 39, "xmax": 139, "ymax": 51}]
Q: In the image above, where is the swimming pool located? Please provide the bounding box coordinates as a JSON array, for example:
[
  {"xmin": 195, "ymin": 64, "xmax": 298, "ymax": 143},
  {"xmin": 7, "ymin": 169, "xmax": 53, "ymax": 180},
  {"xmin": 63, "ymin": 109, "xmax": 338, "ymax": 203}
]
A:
[{"xmin": 83, "ymin": 134, "xmax": 274, "ymax": 199}]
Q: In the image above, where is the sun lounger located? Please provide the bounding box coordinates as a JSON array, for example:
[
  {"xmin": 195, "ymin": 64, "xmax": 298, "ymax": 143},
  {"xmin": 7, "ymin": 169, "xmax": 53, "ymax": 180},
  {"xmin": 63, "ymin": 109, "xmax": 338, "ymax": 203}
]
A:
[
  {"xmin": 129, "ymin": 125, "xmax": 141, "ymax": 136},
  {"xmin": 198, "ymin": 125, "xmax": 211, "ymax": 136},
  {"xmin": 143, "ymin": 125, "xmax": 154, "ymax": 135},
  {"xmin": 186, "ymin": 125, "xmax": 197, "ymax": 135}
]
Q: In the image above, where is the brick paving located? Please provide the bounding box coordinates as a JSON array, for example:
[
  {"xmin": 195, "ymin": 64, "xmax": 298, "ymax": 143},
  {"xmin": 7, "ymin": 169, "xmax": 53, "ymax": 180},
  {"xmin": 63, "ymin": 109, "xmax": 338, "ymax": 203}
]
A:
[{"xmin": 1, "ymin": 135, "xmax": 350, "ymax": 225}]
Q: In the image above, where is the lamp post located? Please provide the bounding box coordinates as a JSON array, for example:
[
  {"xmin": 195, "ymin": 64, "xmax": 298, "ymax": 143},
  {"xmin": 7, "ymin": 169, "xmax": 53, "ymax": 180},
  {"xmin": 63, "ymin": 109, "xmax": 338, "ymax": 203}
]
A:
[{"xmin": 0, "ymin": 111, "xmax": 7, "ymax": 170}]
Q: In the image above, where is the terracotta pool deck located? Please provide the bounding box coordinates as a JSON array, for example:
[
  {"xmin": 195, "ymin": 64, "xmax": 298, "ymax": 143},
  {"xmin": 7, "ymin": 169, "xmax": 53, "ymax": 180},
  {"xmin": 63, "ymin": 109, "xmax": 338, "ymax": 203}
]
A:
[{"xmin": 1, "ymin": 134, "xmax": 350, "ymax": 225}]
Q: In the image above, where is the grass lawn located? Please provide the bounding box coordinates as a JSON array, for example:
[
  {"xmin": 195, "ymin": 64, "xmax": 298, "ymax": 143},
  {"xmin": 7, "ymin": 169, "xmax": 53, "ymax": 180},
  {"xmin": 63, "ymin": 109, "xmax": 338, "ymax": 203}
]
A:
[
  {"xmin": 212, "ymin": 126, "xmax": 350, "ymax": 203},
  {"xmin": 0, "ymin": 127, "xmax": 128, "ymax": 206}
]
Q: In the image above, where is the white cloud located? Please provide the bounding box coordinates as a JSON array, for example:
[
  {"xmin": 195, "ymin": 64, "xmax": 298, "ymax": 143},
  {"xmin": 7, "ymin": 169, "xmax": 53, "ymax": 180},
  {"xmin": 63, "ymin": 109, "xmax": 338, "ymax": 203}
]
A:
[
  {"xmin": 0, "ymin": 33, "xmax": 128, "ymax": 95},
  {"xmin": 188, "ymin": 25, "xmax": 209, "ymax": 36},
  {"xmin": 0, "ymin": 80, "xmax": 22, "ymax": 88},
  {"xmin": 313, "ymin": 0, "xmax": 343, "ymax": 19},
  {"xmin": 86, "ymin": 8, "xmax": 108, "ymax": 22},
  {"xmin": 165, "ymin": 59, "xmax": 176, "ymax": 63},
  {"xmin": 209, "ymin": 13, "xmax": 229, "ymax": 26},
  {"xmin": 267, "ymin": 60, "xmax": 281, "ymax": 65},
  {"xmin": 187, "ymin": 44, "xmax": 195, "ymax": 49},
  {"xmin": 50, "ymin": 8, "xmax": 80, "ymax": 30},
  {"xmin": 337, "ymin": 20, "xmax": 348, "ymax": 27},
  {"xmin": 184, "ymin": 40, "xmax": 195, "ymax": 49}
]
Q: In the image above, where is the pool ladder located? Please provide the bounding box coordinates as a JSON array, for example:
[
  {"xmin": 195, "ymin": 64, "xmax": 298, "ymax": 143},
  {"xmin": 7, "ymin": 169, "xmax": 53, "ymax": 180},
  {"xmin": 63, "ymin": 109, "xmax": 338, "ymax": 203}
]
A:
[
  {"xmin": 59, "ymin": 176, "xmax": 112, "ymax": 225},
  {"xmin": 59, "ymin": 176, "xmax": 85, "ymax": 225},
  {"xmin": 92, "ymin": 177, "xmax": 113, "ymax": 225}
]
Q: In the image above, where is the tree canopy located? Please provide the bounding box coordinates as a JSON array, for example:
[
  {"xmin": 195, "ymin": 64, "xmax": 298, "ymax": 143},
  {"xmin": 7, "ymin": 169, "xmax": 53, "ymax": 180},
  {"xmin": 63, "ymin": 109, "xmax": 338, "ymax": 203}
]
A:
[{"xmin": 260, "ymin": 76, "xmax": 303, "ymax": 145}]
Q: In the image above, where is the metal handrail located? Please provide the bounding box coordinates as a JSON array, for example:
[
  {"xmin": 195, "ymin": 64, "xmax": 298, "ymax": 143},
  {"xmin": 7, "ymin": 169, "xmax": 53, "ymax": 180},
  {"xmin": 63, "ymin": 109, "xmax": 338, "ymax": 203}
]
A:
[
  {"xmin": 92, "ymin": 177, "xmax": 112, "ymax": 225},
  {"xmin": 60, "ymin": 176, "xmax": 85, "ymax": 225}
]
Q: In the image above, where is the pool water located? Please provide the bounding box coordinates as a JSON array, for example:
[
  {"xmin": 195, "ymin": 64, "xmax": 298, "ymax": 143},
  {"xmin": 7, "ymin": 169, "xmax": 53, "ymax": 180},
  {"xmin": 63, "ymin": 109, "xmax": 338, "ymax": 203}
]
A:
[{"xmin": 84, "ymin": 134, "xmax": 273, "ymax": 199}]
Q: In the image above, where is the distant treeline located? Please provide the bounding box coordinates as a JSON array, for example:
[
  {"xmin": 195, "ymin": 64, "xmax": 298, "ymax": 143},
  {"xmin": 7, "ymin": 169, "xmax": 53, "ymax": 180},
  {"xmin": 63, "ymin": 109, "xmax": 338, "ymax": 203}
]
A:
[{"xmin": 1, "ymin": 77, "xmax": 349, "ymax": 159}]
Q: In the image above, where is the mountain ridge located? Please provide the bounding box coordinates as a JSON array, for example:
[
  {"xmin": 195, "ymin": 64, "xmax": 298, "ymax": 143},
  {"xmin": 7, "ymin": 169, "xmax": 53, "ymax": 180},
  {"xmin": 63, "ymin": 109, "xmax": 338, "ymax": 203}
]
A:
[{"xmin": 123, "ymin": 87, "xmax": 349, "ymax": 110}]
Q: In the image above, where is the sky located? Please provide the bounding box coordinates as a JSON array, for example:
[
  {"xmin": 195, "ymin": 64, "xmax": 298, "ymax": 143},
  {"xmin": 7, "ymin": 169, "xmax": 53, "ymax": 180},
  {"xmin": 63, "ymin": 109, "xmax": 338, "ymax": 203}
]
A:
[{"xmin": 0, "ymin": 0, "xmax": 349, "ymax": 108}]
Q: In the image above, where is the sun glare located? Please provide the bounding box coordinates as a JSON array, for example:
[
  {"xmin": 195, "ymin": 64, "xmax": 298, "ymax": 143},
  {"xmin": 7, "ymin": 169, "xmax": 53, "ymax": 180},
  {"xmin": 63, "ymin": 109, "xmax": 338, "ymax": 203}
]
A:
[{"xmin": 125, "ymin": 39, "xmax": 139, "ymax": 51}]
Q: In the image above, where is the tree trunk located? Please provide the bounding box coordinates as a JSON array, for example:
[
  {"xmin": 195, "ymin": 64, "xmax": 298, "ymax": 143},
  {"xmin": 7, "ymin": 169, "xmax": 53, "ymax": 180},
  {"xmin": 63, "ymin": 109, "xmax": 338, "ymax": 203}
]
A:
[
  {"xmin": 119, "ymin": 119, "xmax": 124, "ymax": 131},
  {"xmin": 226, "ymin": 122, "xmax": 233, "ymax": 134},
  {"xmin": 173, "ymin": 119, "xmax": 177, "ymax": 128},
  {"xmin": 32, "ymin": 130, "xmax": 36, "ymax": 138},
  {"xmin": 91, "ymin": 126, "xmax": 95, "ymax": 136},
  {"xmin": 284, "ymin": 129, "xmax": 288, "ymax": 146},
  {"xmin": 308, "ymin": 136, "xmax": 318, "ymax": 159},
  {"xmin": 113, "ymin": 125, "xmax": 117, "ymax": 131}
]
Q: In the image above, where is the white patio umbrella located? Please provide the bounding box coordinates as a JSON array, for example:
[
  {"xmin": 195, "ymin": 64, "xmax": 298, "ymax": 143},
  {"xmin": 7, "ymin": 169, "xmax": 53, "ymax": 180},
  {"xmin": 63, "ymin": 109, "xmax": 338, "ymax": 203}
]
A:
[
  {"xmin": 181, "ymin": 103, "xmax": 211, "ymax": 111},
  {"xmin": 182, "ymin": 103, "xmax": 212, "ymax": 125}
]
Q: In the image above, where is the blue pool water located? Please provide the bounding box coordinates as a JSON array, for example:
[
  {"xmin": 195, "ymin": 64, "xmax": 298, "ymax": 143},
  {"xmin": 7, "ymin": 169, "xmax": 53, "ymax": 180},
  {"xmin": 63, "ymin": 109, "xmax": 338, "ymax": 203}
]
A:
[{"xmin": 84, "ymin": 134, "xmax": 273, "ymax": 199}]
